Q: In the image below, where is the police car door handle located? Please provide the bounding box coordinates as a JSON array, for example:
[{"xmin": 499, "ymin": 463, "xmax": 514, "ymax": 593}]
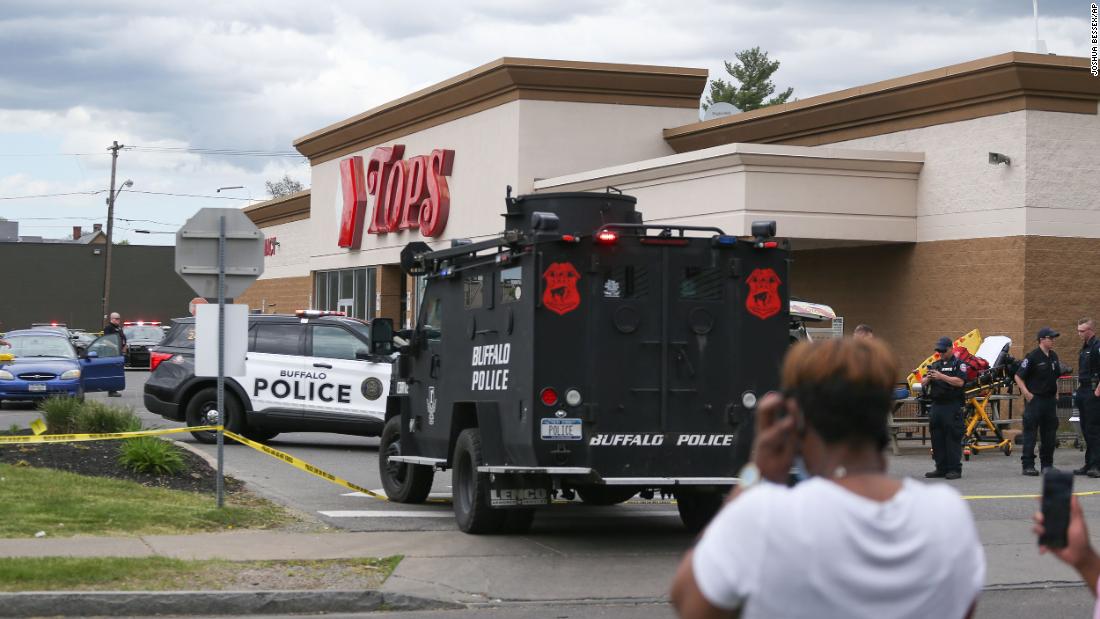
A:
[{"xmin": 313, "ymin": 362, "xmax": 333, "ymax": 369}]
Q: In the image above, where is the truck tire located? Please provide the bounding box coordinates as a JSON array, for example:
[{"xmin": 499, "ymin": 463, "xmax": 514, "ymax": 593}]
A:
[
  {"xmin": 379, "ymin": 416, "xmax": 434, "ymax": 504},
  {"xmin": 452, "ymin": 428, "xmax": 505, "ymax": 534},
  {"xmin": 185, "ymin": 387, "xmax": 244, "ymax": 444},
  {"xmin": 575, "ymin": 485, "xmax": 639, "ymax": 506},
  {"xmin": 675, "ymin": 490, "xmax": 726, "ymax": 533}
]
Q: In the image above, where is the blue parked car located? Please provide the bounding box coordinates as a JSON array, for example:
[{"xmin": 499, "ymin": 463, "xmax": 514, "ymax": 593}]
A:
[{"xmin": 0, "ymin": 329, "xmax": 125, "ymax": 404}]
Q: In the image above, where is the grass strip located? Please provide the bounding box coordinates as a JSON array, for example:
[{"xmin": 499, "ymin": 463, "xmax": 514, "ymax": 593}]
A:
[
  {"xmin": 0, "ymin": 463, "xmax": 291, "ymax": 538},
  {"xmin": 0, "ymin": 556, "xmax": 403, "ymax": 591}
]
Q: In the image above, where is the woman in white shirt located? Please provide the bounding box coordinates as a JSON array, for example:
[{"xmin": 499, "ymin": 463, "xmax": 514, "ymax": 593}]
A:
[{"xmin": 671, "ymin": 337, "xmax": 985, "ymax": 619}]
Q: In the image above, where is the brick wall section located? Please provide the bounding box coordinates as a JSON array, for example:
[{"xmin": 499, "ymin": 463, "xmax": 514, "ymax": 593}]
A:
[
  {"xmin": 789, "ymin": 237, "xmax": 1027, "ymax": 373},
  {"xmin": 237, "ymin": 276, "xmax": 312, "ymax": 315},
  {"xmin": 1024, "ymin": 236, "xmax": 1100, "ymax": 363}
]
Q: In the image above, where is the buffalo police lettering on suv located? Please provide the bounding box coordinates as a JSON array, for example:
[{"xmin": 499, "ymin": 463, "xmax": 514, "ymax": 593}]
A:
[{"xmin": 143, "ymin": 311, "xmax": 393, "ymax": 443}]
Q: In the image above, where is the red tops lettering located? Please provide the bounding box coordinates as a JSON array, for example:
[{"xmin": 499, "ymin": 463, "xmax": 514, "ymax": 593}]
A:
[{"xmin": 338, "ymin": 145, "xmax": 455, "ymax": 248}]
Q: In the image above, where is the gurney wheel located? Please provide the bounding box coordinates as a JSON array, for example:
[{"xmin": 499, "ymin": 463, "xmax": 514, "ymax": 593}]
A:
[
  {"xmin": 1003, "ymin": 443, "xmax": 1012, "ymax": 456},
  {"xmin": 963, "ymin": 448, "xmax": 971, "ymax": 461}
]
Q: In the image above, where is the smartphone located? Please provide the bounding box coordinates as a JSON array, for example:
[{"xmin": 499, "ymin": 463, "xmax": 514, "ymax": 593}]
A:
[{"xmin": 1040, "ymin": 469, "xmax": 1074, "ymax": 548}]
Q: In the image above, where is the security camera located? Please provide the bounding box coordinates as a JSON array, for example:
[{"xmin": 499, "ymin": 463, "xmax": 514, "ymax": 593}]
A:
[{"xmin": 988, "ymin": 152, "xmax": 1011, "ymax": 166}]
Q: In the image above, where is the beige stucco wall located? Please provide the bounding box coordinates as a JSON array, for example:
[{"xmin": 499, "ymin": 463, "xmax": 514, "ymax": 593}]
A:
[
  {"xmin": 307, "ymin": 100, "xmax": 701, "ymax": 271},
  {"xmin": 829, "ymin": 108, "xmax": 1100, "ymax": 241},
  {"xmin": 258, "ymin": 217, "xmax": 312, "ymax": 280},
  {"xmin": 1025, "ymin": 106, "xmax": 1100, "ymax": 237}
]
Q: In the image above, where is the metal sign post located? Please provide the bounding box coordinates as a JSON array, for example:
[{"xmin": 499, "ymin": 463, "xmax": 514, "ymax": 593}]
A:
[
  {"xmin": 216, "ymin": 214, "xmax": 226, "ymax": 508},
  {"xmin": 175, "ymin": 208, "xmax": 264, "ymax": 509}
]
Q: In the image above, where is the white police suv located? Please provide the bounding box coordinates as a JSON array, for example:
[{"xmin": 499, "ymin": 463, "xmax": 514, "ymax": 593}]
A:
[{"xmin": 143, "ymin": 311, "xmax": 393, "ymax": 443}]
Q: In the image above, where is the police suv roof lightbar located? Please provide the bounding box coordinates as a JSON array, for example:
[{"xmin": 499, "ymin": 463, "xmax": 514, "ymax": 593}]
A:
[
  {"xmin": 295, "ymin": 310, "xmax": 346, "ymax": 318},
  {"xmin": 124, "ymin": 321, "xmax": 161, "ymax": 326}
]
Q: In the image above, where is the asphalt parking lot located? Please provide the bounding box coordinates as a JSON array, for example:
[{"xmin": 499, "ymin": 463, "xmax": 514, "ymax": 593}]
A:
[{"xmin": 4, "ymin": 373, "xmax": 1100, "ymax": 615}]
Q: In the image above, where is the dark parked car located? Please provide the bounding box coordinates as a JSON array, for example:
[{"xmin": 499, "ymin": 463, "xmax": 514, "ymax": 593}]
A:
[{"xmin": 122, "ymin": 322, "xmax": 166, "ymax": 368}]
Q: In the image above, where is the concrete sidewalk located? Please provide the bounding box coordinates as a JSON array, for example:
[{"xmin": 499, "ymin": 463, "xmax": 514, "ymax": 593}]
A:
[
  {"xmin": 0, "ymin": 529, "xmax": 689, "ymax": 605},
  {"xmin": 0, "ymin": 525, "xmax": 1092, "ymax": 605}
]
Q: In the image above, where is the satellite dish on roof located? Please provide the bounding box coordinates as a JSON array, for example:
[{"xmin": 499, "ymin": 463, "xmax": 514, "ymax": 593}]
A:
[{"xmin": 704, "ymin": 102, "xmax": 740, "ymax": 121}]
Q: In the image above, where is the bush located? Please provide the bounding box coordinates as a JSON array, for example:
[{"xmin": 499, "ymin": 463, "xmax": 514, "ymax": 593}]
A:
[
  {"xmin": 118, "ymin": 437, "xmax": 185, "ymax": 475},
  {"xmin": 36, "ymin": 398, "xmax": 142, "ymax": 435},
  {"xmin": 79, "ymin": 401, "xmax": 142, "ymax": 434},
  {"xmin": 38, "ymin": 397, "xmax": 84, "ymax": 434}
]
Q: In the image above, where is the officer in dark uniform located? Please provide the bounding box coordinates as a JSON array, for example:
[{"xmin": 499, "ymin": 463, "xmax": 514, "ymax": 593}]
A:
[
  {"xmin": 1015, "ymin": 327, "xmax": 1065, "ymax": 476},
  {"xmin": 1076, "ymin": 318, "xmax": 1100, "ymax": 477},
  {"xmin": 922, "ymin": 336, "xmax": 969, "ymax": 480}
]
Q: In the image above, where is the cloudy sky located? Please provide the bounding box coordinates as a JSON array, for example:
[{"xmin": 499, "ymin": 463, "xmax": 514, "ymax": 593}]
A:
[{"xmin": 0, "ymin": 0, "xmax": 1093, "ymax": 244}]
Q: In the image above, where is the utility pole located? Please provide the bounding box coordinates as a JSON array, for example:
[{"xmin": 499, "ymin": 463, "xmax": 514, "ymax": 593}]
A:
[{"xmin": 101, "ymin": 141, "xmax": 123, "ymax": 324}]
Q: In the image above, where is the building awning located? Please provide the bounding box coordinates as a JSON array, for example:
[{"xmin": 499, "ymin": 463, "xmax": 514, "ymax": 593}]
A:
[{"xmin": 533, "ymin": 143, "xmax": 923, "ymax": 246}]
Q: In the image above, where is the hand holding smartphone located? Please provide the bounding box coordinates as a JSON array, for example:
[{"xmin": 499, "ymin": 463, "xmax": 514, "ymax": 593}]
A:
[{"xmin": 1040, "ymin": 469, "xmax": 1074, "ymax": 549}]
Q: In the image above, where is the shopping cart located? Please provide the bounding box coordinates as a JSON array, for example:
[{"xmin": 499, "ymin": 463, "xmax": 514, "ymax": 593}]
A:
[{"xmin": 1058, "ymin": 375, "xmax": 1083, "ymax": 450}]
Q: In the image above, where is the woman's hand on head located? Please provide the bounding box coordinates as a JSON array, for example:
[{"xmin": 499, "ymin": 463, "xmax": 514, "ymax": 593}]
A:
[{"xmin": 752, "ymin": 392, "xmax": 798, "ymax": 483}]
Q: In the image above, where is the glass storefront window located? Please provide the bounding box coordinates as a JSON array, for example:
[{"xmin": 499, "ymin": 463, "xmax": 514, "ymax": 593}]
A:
[{"xmin": 313, "ymin": 267, "xmax": 379, "ymax": 320}]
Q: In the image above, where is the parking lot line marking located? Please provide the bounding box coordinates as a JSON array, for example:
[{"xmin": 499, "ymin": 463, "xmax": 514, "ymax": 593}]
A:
[
  {"xmin": 319, "ymin": 510, "xmax": 454, "ymax": 518},
  {"xmin": 319, "ymin": 510, "xmax": 683, "ymax": 518}
]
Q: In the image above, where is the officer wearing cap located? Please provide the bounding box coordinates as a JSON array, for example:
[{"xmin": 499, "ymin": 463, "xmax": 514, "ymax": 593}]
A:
[
  {"xmin": 1015, "ymin": 327, "xmax": 1065, "ymax": 476},
  {"xmin": 922, "ymin": 336, "xmax": 969, "ymax": 480},
  {"xmin": 1076, "ymin": 318, "xmax": 1100, "ymax": 477}
]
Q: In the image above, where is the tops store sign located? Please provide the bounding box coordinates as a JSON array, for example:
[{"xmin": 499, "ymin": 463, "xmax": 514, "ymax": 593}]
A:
[{"xmin": 338, "ymin": 145, "xmax": 455, "ymax": 248}]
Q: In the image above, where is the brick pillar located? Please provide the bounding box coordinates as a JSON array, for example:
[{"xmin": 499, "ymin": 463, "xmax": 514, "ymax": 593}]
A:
[{"xmin": 377, "ymin": 265, "xmax": 404, "ymax": 323}]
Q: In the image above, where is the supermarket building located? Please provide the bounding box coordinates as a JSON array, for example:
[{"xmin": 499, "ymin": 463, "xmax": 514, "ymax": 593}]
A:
[{"xmin": 238, "ymin": 51, "xmax": 1100, "ymax": 366}]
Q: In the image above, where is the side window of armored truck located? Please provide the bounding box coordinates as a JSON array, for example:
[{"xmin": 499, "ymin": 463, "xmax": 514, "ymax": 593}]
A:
[
  {"xmin": 252, "ymin": 323, "xmax": 303, "ymax": 356},
  {"xmin": 463, "ymin": 275, "xmax": 484, "ymax": 309},
  {"xmin": 601, "ymin": 265, "xmax": 650, "ymax": 300},
  {"xmin": 310, "ymin": 325, "xmax": 369, "ymax": 360},
  {"xmin": 500, "ymin": 266, "xmax": 522, "ymax": 303},
  {"xmin": 422, "ymin": 297, "xmax": 444, "ymax": 341},
  {"xmin": 679, "ymin": 267, "xmax": 723, "ymax": 301}
]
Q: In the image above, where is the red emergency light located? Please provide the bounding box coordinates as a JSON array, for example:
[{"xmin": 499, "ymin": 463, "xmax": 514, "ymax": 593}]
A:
[{"xmin": 540, "ymin": 387, "xmax": 558, "ymax": 407}]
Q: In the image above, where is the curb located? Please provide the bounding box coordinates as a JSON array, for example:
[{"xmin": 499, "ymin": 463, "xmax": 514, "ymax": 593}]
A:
[{"xmin": 0, "ymin": 590, "xmax": 463, "ymax": 617}]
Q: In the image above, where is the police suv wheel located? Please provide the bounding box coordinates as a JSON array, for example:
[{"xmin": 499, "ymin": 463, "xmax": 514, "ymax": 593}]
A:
[
  {"xmin": 452, "ymin": 428, "xmax": 506, "ymax": 534},
  {"xmin": 242, "ymin": 427, "xmax": 279, "ymax": 443},
  {"xmin": 675, "ymin": 490, "xmax": 726, "ymax": 533},
  {"xmin": 379, "ymin": 416, "xmax": 434, "ymax": 504},
  {"xmin": 185, "ymin": 387, "xmax": 244, "ymax": 444}
]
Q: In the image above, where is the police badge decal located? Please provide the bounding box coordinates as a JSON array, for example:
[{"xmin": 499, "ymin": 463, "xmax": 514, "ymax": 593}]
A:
[
  {"xmin": 745, "ymin": 267, "xmax": 782, "ymax": 320},
  {"xmin": 542, "ymin": 262, "xmax": 581, "ymax": 315}
]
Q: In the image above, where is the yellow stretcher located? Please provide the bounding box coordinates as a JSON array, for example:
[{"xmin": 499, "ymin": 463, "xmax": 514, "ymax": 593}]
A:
[{"xmin": 906, "ymin": 329, "xmax": 1015, "ymax": 461}]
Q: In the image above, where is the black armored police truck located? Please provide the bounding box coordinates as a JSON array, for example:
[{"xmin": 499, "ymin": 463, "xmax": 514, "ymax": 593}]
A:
[{"xmin": 369, "ymin": 190, "xmax": 790, "ymax": 534}]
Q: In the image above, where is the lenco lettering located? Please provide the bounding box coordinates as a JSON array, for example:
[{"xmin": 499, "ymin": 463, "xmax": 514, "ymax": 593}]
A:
[
  {"xmin": 471, "ymin": 343, "xmax": 510, "ymax": 391},
  {"xmin": 254, "ymin": 378, "xmax": 351, "ymax": 404},
  {"xmin": 588, "ymin": 433, "xmax": 736, "ymax": 447}
]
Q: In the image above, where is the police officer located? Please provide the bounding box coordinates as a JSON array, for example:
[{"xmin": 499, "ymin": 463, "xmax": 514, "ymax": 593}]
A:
[
  {"xmin": 923, "ymin": 336, "xmax": 969, "ymax": 480},
  {"xmin": 1015, "ymin": 327, "xmax": 1065, "ymax": 476},
  {"xmin": 1076, "ymin": 318, "xmax": 1100, "ymax": 477}
]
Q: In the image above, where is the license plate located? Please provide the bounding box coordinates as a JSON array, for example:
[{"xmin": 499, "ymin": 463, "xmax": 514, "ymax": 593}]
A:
[
  {"xmin": 541, "ymin": 418, "xmax": 582, "ymax": 440},
  {"xmin": 28, "ymin": 384, "xmax": 46, "ymax": 392}
]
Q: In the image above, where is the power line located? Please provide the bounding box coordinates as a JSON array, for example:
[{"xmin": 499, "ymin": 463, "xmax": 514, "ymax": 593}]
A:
[
  {"xmin": 0, "ymin": 153, "xmax": 110, "ymax": 157},
  {"xmin": 120, "ymin": 189, "xmax": 251, "ymax": 200},
  {"xmin": 125, "ymin": 145, "xmax": 305, "ymax": 158},
  {"xmin": 0, "ymin": 190, "xmax": 105, "ymax": 200}
]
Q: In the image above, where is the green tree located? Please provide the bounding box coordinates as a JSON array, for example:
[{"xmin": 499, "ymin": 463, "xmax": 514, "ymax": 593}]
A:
[
  {"xmin": 705, "ymin": 47, "xmax": 794, "ymax": 112},
  {"xmin": 265, "ymin": 174, "xmax": 305, "ymax": 198}
]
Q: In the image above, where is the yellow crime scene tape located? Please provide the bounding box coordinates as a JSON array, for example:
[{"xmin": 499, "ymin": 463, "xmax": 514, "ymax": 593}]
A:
[
  {"xmin": 0, "ymin": 425, "xmax": 222, "ymax": 444},
  {"xmin": 5, "ymin": 423, "xmax": 1100, "ymax": 505}
]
